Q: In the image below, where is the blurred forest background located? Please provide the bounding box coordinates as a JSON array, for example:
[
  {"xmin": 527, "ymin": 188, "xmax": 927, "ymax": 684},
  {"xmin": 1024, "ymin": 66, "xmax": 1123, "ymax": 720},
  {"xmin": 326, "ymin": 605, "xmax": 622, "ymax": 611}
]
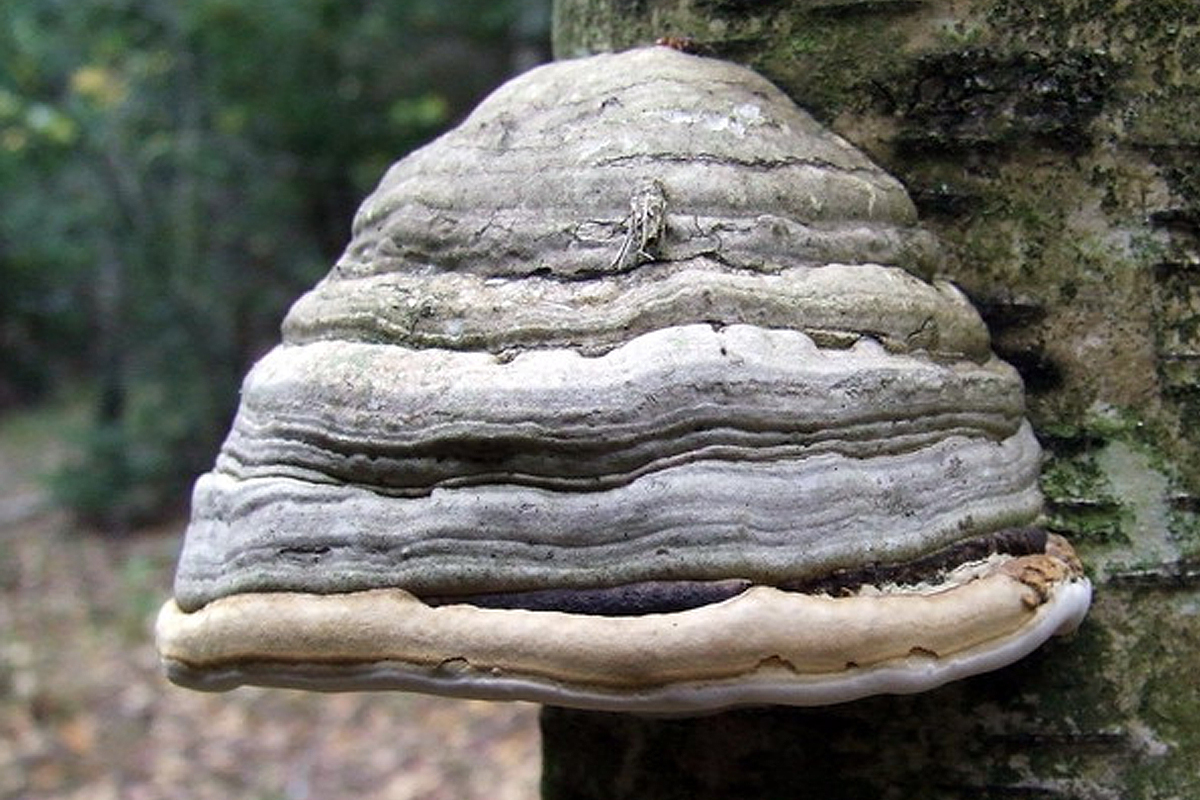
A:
[
  {"xmin": 1, "ymin": 3, "xmax": 549, "ymax": 798},
  {"xmin": 0, "ymin": 0, "xmax": 551, "ymax": 530}
]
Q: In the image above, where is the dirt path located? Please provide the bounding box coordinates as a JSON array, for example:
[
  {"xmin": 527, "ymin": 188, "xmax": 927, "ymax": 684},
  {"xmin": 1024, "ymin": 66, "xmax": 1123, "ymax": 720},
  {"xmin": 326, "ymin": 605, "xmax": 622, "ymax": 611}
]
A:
[{"xmin": 0, "ymin": 407, "xmax": 541, "ymax": 800}]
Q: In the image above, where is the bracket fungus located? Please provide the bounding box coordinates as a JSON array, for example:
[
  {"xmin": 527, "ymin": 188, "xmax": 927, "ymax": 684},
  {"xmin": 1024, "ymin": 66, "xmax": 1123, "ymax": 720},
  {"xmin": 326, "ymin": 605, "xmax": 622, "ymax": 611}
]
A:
[{"xmin": 156, "ymin": 46, "xmax": 1091, "ymax": 714}]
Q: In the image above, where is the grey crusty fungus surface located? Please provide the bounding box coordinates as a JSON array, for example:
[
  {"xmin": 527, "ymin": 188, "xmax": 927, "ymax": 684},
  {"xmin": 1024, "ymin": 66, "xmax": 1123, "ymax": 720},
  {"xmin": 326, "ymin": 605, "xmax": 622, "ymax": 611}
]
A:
[{"xmin": 156, "ymin": 46, "xmax": 1091, "ymax": 713}]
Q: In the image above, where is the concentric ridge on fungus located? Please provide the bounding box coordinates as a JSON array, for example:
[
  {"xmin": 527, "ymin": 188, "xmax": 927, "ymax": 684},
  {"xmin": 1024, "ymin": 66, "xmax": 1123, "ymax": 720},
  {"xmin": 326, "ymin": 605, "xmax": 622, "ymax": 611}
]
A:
[{"xmin": 156, "ymin": 46, "xmax": 1091, "ymax": 712}]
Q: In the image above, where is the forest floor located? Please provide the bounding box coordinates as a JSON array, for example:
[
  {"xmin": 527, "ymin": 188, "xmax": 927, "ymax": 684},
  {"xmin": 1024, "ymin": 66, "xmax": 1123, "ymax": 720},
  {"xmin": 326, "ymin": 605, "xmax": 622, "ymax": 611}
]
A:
[{"xmin": 0, "ymin": 404, "xmax": 541, "ymax": 800}]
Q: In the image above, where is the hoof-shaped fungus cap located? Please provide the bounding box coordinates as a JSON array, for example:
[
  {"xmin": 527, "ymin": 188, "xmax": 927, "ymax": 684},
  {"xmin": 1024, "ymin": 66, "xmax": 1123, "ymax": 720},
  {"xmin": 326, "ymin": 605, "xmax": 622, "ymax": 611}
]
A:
[{"xmin": 156, "ymin": 46, "xmax": 1090, "ymax": 713}]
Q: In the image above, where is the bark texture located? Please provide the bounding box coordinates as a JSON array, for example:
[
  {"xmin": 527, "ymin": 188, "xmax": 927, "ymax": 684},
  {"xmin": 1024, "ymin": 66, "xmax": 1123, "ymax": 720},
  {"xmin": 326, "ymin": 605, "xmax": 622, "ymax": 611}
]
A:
[{"xmin": 546, "ymin": 1, "xmax": 1200, "ymax": 797}]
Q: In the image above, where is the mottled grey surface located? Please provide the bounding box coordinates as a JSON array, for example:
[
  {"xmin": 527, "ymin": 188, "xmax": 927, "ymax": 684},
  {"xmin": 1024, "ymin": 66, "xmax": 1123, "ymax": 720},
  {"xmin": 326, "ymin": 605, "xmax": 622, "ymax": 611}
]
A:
[
  {"xmin": 331, "ymin": 48, "xmax": 934, "ymax": 282},
  {"xmin": 283, "ymin": 263, "xmax": 987, "ymax": 357},
  {"xmin": 172, "ymin": 47, "xmax": 1047, "ymax": 615}
]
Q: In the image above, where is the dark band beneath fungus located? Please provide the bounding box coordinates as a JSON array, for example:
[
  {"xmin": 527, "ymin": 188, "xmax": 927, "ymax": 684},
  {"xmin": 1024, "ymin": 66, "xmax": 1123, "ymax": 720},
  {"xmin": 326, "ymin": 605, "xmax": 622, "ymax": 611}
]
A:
[
  {"xmin": 421, "ymin": 527, "xmax": 1049, "ymax": 615},
  {"xmin": 423, "ymin": 577, "xmax": 754, "ymax": 616},
  {"xmin": 780, "ymin": 526, "xmax": 1048, "ymax": 598}
]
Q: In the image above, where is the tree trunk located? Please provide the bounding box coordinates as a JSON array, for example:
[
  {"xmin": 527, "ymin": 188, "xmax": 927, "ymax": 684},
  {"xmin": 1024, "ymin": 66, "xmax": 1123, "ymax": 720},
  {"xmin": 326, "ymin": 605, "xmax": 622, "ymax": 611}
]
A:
[{"xmin": 544, "ymin": 2, "xmax": 1200, "ymax": 797}]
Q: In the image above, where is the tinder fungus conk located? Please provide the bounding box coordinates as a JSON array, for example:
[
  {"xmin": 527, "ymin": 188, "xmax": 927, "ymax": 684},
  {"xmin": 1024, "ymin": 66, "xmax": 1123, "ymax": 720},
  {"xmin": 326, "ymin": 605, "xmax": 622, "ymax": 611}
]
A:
[{"xmin": 156, "ymin": 46, "xmax": 1091, "ymax": 713}]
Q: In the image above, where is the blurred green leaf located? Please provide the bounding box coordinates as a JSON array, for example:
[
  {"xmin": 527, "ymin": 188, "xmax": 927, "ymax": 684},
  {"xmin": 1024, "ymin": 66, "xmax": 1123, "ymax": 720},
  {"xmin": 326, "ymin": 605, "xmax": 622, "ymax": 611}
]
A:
[{"xmin": 388, "ymin": 94, "xmax": 450, "ymax": 131}]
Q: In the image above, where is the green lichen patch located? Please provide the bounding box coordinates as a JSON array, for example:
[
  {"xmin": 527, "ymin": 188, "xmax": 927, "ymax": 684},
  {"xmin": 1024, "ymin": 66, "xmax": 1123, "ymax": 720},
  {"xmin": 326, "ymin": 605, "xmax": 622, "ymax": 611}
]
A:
[
  {"xmin": 1040, "ymin": 439, "xmax": 1131, "ymax": 548},
  {"xmin": 1037, "ymin": 405, "xmax": 1200, "ymax": 582}
]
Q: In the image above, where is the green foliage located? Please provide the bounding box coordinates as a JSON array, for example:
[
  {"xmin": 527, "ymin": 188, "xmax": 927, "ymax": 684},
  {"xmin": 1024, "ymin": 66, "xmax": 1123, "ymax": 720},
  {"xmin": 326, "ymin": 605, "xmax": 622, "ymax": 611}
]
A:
[{"xmin": 0, "ymin": 0, "xmax": 549, "ymax": 530}]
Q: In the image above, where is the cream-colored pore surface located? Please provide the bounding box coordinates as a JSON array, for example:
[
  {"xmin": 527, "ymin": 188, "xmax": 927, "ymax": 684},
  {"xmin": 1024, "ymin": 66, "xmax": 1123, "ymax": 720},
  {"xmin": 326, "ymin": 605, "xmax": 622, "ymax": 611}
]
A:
[{"xmin": 157, "ymin": 571, "xmax": 1077, "ymax": 690}]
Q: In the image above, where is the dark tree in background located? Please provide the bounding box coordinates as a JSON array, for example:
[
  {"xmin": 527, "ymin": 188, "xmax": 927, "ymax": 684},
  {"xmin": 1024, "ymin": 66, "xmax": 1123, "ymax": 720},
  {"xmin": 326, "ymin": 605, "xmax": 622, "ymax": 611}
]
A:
[
  {"xmin": 0, "ymin": 0, "xmax": 550, "ymax": 529},
  {"xmin": 543, "ymin": 1, "xmax": 1200, "ymax": 798}
]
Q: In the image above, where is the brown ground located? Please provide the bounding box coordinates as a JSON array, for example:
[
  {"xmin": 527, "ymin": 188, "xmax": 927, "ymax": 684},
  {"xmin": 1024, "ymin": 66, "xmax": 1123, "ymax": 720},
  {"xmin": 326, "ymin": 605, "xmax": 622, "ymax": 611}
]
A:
[{"xmin": 0, "ymin": 406, "xmax": 541, "ymax": 800}]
